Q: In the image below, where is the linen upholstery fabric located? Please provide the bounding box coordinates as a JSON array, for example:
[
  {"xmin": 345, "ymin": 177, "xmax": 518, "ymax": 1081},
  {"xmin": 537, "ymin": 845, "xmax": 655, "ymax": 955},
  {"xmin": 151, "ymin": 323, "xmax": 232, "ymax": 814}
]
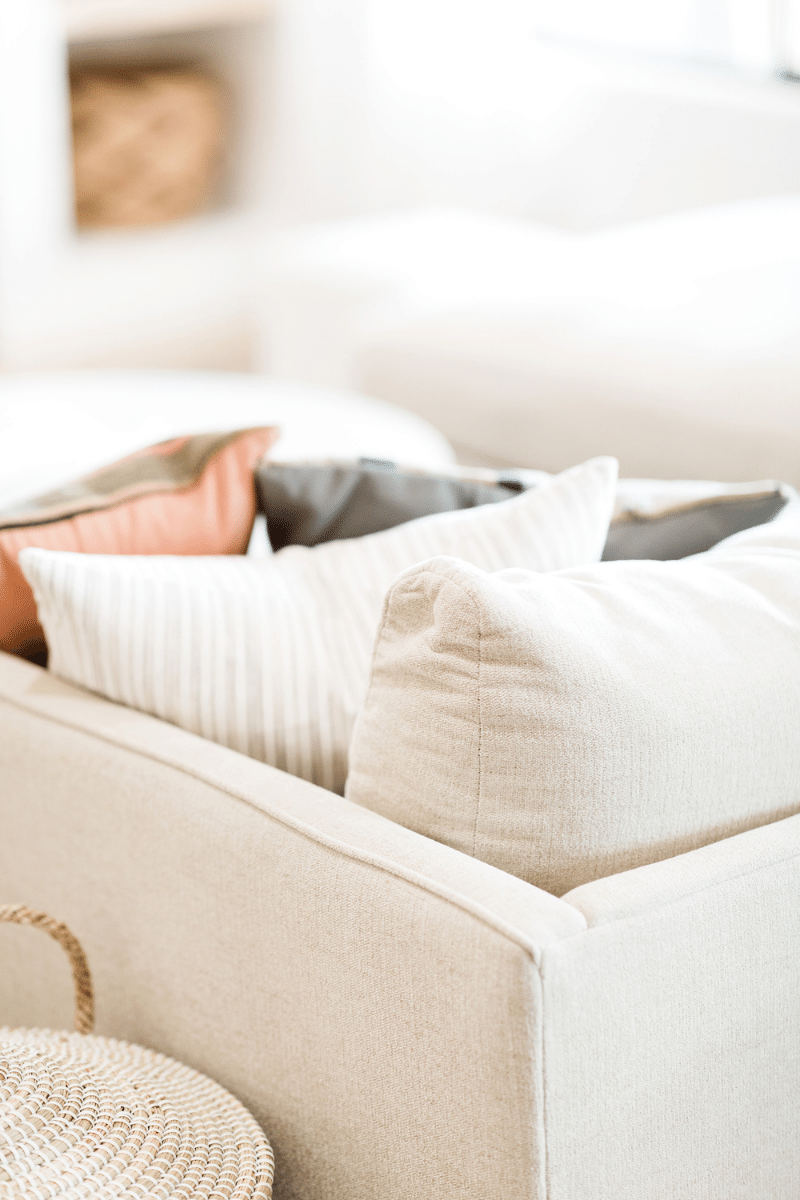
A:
[
  {"xmin": 1, "ymin": 650, "xmax": 798, "ymax": 1200},
  {"xmin": 256, "ymin": 458, "xmax": 544, "ymax": 549},
  {"xmin": 0, "ymin": 428, "xmax": 277, "ymax": 658},
  {"xmin": 20, "ymin": 457, "xmax": 617, "ymax": 795},
  {"xmin": 346, "ymin": 503, "xmax": 800, "ymax": 894}
]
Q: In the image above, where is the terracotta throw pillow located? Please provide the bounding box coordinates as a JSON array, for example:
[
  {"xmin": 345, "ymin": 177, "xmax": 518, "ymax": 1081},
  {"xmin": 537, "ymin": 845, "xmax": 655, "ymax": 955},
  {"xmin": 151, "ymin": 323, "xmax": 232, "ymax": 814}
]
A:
[{"xmin": 0, "ymin": 427, "xmax": 278, "ymax": 658}]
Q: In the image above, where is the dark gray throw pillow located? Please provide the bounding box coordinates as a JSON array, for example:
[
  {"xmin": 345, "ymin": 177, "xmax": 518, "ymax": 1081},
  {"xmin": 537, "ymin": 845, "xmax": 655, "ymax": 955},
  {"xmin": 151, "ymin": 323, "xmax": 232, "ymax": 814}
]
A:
[
  {"xmin": 256, "ymin": 458, "xmax": 792, "ymax": 560},
  {"xmin": 602, "ymin": 488, "xmax": 790, "ymax": 561},
  {"xmin": 256, "ymin": 459, "xmax": 529, "ymax": 550}
]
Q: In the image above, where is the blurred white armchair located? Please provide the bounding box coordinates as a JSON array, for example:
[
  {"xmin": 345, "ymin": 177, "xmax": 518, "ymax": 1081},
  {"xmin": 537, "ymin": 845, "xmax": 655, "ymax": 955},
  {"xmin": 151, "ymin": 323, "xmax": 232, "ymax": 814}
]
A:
[{"xmin": 257, "ymin": 197, "xmax": 800, "ymax": 483}]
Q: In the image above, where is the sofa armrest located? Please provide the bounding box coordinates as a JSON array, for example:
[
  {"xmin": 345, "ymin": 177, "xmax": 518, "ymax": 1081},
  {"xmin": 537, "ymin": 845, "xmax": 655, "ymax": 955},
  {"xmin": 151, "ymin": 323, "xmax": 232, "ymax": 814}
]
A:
[
  {"xmin": 0, "ymin": 652, "xmax": 583, "ymax": 1200},
  {"xmin": 542, "ymin": 815, "xmax": 800, "ymax": 1199}
]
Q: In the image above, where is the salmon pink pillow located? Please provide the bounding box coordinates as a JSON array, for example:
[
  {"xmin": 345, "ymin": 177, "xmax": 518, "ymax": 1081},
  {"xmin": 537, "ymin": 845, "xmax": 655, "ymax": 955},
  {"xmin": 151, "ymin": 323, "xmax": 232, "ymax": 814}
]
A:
[{"xmin": 0, "ymin": 426, "xmax": 278, "ymax": 658}]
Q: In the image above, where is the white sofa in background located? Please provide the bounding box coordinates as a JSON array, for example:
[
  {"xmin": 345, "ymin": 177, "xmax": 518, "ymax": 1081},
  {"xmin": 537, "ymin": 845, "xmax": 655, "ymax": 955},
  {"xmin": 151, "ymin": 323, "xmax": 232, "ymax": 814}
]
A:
[{"xmin": 257, "ymin": 198, "xmax": 800, "ymax": 485}]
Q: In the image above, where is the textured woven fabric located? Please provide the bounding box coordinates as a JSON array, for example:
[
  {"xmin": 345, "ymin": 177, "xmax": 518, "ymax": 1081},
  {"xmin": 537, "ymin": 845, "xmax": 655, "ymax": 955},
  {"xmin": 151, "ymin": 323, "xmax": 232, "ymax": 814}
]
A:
[
  {"xmin": 0, "ymin": 1029, "xmax": 274, "ymax": 1198},
  {"xmin": 71, "ymin": 67, "xmax": 225, "ymax": 230},
  {"xmin": 542, "ymin": 814, "xmax": 800, "ymax": 1200},
  {"xmin": 1, "ymin": 650, "xmax": 798, "ymax": 1200},
  {"xmin": 20, "ymin": 457, "xmax": 617, "ymax": 793},
  {"xmin": 0, "ymin": 651, "xmax": 580, "ymax": 1200},
  {"xmin": 347, "ymin": 501, "xmax": 800, "ymax": 894}
]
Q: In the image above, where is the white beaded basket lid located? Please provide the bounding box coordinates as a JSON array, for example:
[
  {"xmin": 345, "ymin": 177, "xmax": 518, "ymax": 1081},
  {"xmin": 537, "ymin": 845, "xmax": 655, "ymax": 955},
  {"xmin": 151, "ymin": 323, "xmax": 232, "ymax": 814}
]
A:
[{"xmin": 0, "ymin": 906, "xmax": 274, "ymax": 1199}]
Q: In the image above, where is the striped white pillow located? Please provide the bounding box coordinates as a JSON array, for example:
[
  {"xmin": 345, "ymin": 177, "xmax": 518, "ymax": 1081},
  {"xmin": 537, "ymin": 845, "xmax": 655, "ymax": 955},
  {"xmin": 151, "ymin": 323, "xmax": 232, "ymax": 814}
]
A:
[{"xmin": 20, "ymin": 456, "xmax": 617, "ymax": 793}]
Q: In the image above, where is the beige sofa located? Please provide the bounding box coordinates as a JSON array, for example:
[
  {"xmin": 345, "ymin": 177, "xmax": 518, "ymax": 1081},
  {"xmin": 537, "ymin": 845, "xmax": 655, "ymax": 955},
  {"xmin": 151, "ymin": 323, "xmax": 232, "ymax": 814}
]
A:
[{"xmin": 1, "ymin": 647, "xmax": 798, "ymax": 1200}]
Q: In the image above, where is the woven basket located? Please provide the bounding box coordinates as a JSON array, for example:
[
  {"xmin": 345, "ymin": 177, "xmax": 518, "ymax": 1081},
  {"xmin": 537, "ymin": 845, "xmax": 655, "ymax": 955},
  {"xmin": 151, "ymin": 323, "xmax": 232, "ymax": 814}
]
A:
[
  {"xmin": 70, "ymin": 65, "xmax": 225, "ymax": 229},
  {"xmin": 0, "ymin": 905, "xmax": 274, "ymax": 1198}
]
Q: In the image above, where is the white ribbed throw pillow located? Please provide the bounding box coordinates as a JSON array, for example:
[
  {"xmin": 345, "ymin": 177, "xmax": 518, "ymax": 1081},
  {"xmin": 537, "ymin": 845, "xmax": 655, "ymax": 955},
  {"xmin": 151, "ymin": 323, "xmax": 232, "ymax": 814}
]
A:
[
  {"xmin": 346, "ymin": 501, "xmax": 800, "ymax": 892},
  {"xmin": 20, "ymin": 456, "xmax": 617, "ymax": 793}
]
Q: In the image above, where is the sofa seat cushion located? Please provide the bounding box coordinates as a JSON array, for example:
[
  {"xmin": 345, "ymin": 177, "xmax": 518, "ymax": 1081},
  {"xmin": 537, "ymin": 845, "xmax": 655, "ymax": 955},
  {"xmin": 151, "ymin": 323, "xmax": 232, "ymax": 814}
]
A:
[
  {"xmin": 346, "ymin": 503, "xmax": 800, "ymax": 895},
  {"xmin": 20, "ymin": 457, "xmax": 617, "ymax": 795}
]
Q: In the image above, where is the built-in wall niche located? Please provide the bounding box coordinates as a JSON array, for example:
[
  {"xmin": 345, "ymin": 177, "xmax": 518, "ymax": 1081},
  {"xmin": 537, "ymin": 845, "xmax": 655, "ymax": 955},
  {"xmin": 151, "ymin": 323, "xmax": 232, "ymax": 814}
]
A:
[
  {"xmin": 0, "ymin": 0, "xmax": 278, "ymax": 372},
  {"xmin": 67, "ymin": 18, "xmax": 276, "ymax": 229}
]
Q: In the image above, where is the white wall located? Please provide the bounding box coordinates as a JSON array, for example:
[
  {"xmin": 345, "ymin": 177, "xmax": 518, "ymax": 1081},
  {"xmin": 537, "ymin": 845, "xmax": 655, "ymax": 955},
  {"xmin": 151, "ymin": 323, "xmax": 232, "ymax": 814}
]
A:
[
  {"xmin": 270, "ymin": 0, "xmax": 800, "ymax": 231},
  {"xmin": 0, "ymin": 0, "xmax": 73, "ymax": 363},
  {"xmin": 3, "ymin": 0, "xmax": 799, "ymax": 372}
]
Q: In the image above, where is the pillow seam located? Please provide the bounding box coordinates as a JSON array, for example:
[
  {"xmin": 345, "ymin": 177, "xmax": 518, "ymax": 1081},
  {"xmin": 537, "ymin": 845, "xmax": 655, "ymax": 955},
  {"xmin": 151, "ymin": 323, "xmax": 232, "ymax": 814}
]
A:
[{"xmin": 374, "ymin": 561, "xmax": 485, "ymax": 846}]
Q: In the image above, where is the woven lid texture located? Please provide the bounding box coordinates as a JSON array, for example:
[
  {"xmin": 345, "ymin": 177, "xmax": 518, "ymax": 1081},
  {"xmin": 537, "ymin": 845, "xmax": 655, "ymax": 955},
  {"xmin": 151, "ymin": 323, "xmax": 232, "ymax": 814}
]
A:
[{"xmin": 0, "ymin": 1028, "xmax": 274, "ymax": 1198}]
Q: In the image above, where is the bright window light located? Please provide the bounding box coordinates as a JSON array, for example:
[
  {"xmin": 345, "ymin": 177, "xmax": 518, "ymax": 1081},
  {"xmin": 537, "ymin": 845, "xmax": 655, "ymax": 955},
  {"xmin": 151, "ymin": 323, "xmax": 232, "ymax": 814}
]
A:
[{"xmin": 536, "ymin": 0, "xmax": 782, "ymax": 73}]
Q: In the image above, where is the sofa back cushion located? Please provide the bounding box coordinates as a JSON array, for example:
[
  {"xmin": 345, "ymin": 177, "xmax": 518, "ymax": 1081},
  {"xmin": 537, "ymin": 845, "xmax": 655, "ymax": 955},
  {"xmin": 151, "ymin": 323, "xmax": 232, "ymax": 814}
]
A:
[
  {"xmin": 346, "ymin": 504, "xmax": 800, "ymax": 895},
  {"xmin": 20, "ymin": 457, "xmax": 617, "ymax": 795}
]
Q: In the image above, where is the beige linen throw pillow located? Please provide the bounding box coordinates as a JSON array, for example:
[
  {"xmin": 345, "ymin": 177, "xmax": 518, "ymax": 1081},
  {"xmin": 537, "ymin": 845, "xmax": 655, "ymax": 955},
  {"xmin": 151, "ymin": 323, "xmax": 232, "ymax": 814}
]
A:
[
  {"xmin": 20, "ymin": 456, "xmax": 617, "ymax": 794},
  {"xmin": 346, "ymin": 502, "xmax": 800, "ymax": 894}
]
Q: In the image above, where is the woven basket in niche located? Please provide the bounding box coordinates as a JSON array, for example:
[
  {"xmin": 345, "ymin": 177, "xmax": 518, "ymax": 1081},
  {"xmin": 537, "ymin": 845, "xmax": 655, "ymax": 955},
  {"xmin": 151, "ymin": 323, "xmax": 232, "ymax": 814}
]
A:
[
  {"xmin": 70, "ymin": 65, "xmax": 225, "ymax": 229},
  {"xmin": 0, "ymin": 905, "xmax": 274, "ymax": 1198}
]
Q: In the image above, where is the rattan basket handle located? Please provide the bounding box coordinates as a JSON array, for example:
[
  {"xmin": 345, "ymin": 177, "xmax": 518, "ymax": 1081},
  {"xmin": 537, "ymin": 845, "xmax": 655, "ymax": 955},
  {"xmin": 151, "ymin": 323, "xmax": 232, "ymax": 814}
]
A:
[{"xmin": 0, "ymin": 904, "xmax": 94, "ymax": 1034}]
